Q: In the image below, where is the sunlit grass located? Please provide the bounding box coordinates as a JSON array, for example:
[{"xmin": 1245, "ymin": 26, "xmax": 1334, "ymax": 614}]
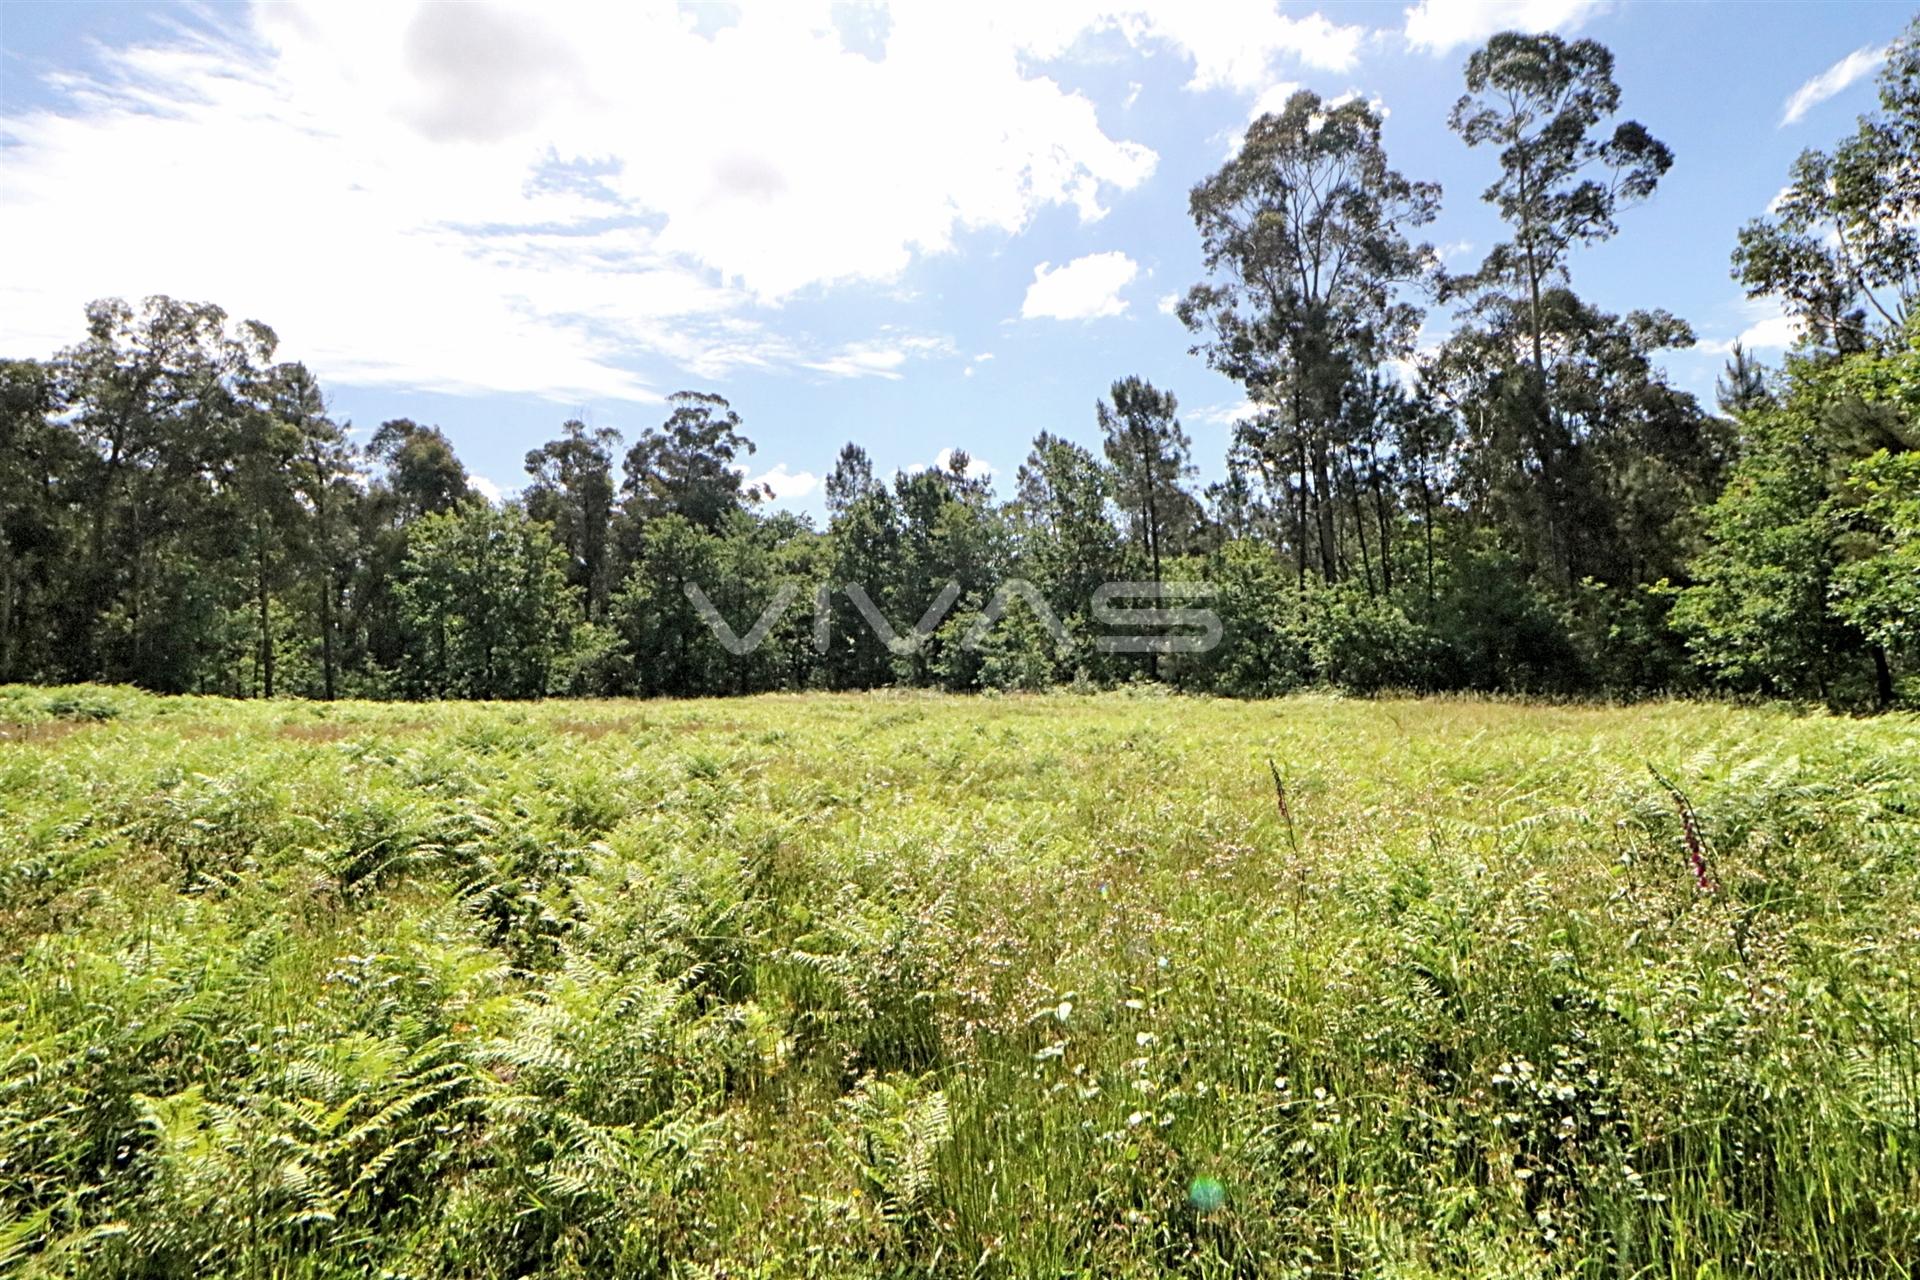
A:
[{"xmin": 2, "ymin": 686, "xmax": 1916, "ymax": 1277}]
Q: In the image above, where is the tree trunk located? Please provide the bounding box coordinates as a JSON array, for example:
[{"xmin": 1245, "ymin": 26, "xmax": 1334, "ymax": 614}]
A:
[
  {"xmin": 1138, "ymin": 429, "xmax": 1162, "ymax": 681},
  {"xmin": 1872, "ymin": 643, "xmax": 1895, "ymax": 710},
  {"xmin": 1369, "ymin": 451, "xmax": 1394, "ymax": 596},
  {"xmin": 1312, "ymin": 437, "xmax": 1337, "ymax": 585},
  {"xmin": 1420, "ymin": 470, "xmax": 1436, "ymax": 618},
  {"xmin": 319, "ymin": 567, "xmax": 336, "ymax": 701},
  {"xmin": 257, "ymin": 538, "xmax": 274, "ymax": 699},
  {"xmin": 1294, "ymin": 438, "xmax": 1308, "ymax": 594},
  {"xmin": 0, "ymin": 536, "xmax": 14, "ymax": 682},
  {"xmin": 1344, "ymin": 448, "xmax": 1376, "ymax": 596}
]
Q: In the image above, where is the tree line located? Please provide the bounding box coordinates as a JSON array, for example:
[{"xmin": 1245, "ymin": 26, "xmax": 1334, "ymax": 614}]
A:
[{"xmin": 2, "ymin": 28, "xmax": 1915, "ymax": 707}]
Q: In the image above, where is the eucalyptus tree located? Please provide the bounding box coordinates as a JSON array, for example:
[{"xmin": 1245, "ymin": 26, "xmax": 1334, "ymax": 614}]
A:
[
  {"xmin": 1448, "ymin": 33, "xmax": 1671, "ymax": 372},
  {"xmin": 354, "ymin": 418, "xmax": 473, "ymax": 677},
  {"xmin": 1733, "ymin": 16, "xmax": 1920, "ymax": 351},
  {"xmin": 275, "ymin": 365, "xmax": 356, "ymax": 700},
  {"xmin": 525, "ymin": 419, "xmax": 621, "ymax": 621},
  {"xmin": 369, "ymin": 419, "xmax": 471, "ymax": 518},
  {"xmin": 1439, "ymin": 32, "xmax": 1676, "ymax": 590},
  {"xmin": 620, "ymin": 391, "xmax": 764, "ymax": 539},
  {"xmin": 1181, "ymin": 89, "xmax": 1439, "ymax": 587},
  {"xmin": 228, "ymin": 360, "xmax": 340, "ymax": 698}
]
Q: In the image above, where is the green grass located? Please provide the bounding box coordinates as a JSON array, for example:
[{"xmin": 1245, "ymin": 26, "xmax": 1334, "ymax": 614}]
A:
[{"xmin": 2, "ymin": 686, "xmax": 1917, "ymax": 1277}]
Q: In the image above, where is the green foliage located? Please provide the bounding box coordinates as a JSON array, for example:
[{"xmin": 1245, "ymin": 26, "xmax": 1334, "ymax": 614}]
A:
[
  {"xmin": 1831, "ymin": 450, "xmax": 1920, "ymax": 664},
  {"xmin": 3, "ymin": 27, "xmax": 1916, "ymax": 712},
  {"xmin": 397, "ymin": 504, "xmax": 578, "ymax": 699},
  {"xmin": 1734, "ymin": 15, "xmax": 1920, "ymax": 349},
  {"xmin": 2, "ymin": 691, "xmax": 1917, "ymax": 1276},
  {"xmin": 1302, "ymin": 580, "xmax": 1429, "ymax": 693},
  {"xmin": 1677, "ymin": 332, "xmax": 1918, "ymax": 705}
]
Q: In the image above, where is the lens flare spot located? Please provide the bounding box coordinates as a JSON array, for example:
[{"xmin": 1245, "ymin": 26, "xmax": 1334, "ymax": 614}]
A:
[{"xmin": 1188, "ymin": 1175, "xmax": 1225, "ymax": 1213}]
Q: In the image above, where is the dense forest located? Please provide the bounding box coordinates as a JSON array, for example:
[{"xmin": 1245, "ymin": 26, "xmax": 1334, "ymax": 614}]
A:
[{"xmin": 2, "ymin": 28, "xmax": 1915, "ymax": 708}]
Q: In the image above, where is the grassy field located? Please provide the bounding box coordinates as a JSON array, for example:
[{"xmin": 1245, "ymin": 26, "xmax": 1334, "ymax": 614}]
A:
[{"xmin": 2, "ymin": 685, "xmax": 1917, "ymax": 1278}]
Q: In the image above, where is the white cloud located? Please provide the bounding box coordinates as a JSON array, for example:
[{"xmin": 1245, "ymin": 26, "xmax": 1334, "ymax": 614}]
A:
[
  {"xmin": 1698, "ymin": 304, "xmax": 1806, "ymax": 354},
  {"xmin": 1781, "ymin": 44, "xmax": 1886, "ymax": 127},
  {"xmin": 1021, "ymin": 251, "xmax": 1139, "ymax": 321},
  {"xmin": 1737, "ymin": 313, "xmax": 1804, "ymax": 351},
  {"xmin": 1326, "ymin": 89, "xmax": 1387, "ymax": 119},
  {"xmin": 0, "ymin": 2, "xmax": 1179, "ymax": 401},
  {"xmin": 801, "ymin": 334, "xmax": 954, "ymax": 380},
  {"xmin": 933, "ymin": 446, "xmax": 995, "ymax": 479},
  {"xmin": 1189, "ymin": 398, "xmax": 1257, "ymax": 427},
  {"xmin": 1224, "ymin": 80, "xmax": 1302, "ymax": 155},
  {"xmin": 746, "ymin": 463, "xmax": 820, "ymax": 504},
  {"xmin": 1157, "ymin": 291, "xmax": 1183, "ymax": 316},
  {"xmin": 470, "ymin": 474, "xmax": 508, "ymax": 504},
  {"xmin": 1248, "ymin": 81, "xmax": 1305, "ymax": 119},
  {"xmin": 1402, "ymin": 0, "xmax": 1609, "ymax": 56},
  {"xmin": 1102, "ymin": 4, "xmax": 1366, "ymax": 87}
]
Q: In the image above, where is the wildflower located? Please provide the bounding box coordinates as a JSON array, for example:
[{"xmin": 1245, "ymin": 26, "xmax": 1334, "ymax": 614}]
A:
[{"xmin": 1649, "ymin": 766, "xmax": 1716, "ymax": 892}]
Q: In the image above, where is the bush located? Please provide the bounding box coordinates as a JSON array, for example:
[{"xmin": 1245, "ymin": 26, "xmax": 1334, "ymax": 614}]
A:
[{"xmin": 1303, "ymin": 580, "xmax": 1431, "ymax": 692}]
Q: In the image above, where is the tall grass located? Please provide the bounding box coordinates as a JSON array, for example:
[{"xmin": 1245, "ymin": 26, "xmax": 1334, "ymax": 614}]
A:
[{"xmin": 1, "ymin": 688, "xmax": 1915, "ymax": 1277}]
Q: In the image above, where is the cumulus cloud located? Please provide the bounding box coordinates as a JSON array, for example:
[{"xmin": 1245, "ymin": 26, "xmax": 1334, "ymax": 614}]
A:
[
  {"xmin": 747, "ymin": 463, "xmax": 821, "ymax": 504},
  {"xmin": 1781, "ymin": 44, "xmax": 1886, "ymax": 126},
  {"xmin": 1735, "ymin": 313, "xmax": 1805, "ymax": 350},
  {"xmin": 1101, "ymin": 4, "xmax": 1364, "ymax": 88},
  {"xmin": 1402, "ymin": 0, "xmax": 1608, "ymax": 56},
  {"xmin": 470, "ymin": 474, "xmax": 509, "ymax": 504},
  {"xmin": 933, "ymin": 446, "xmax": 995, "ymax": 479},
  {"xmin": 1021, "ymin": 251, "xmax": 1139, "ymax": 321},
  {"xmin": 1697, "ymin": 305, "xmax": 1806, "ymax": 355},
  {"xmin": 0, "ymin": 1, "xmax": 1200, "ymax": 401}
]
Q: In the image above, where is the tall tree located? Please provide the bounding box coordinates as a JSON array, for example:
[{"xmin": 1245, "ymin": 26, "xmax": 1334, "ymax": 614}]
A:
[
  {"xmin": 1182, "ymin": 90, "xmax": 1440, "ymax": 586},
  {"xmin": 825, "ymin": 442, "xmax": 879, "ymax": 518},
  {"xmin": 272, "ymin": 365, "xmax": 355, "ymax": 700},
  {"xmin": 1440, "ymin": 32, "xmax": 1677, "ymax": 589},
  {"xmin": 0, "ymin": 360, "xmax": 78, "ymax": 683},
  {"xmin": 1097, "ymin": 377, "xmax": 1196, "ymax": 584},
  {"xmin": 369, "ymin": 419, "xmax": 470, "ymax": 518},
  {"xmin": 620, "ymin": 391, "xmax": 764, "ymax": 538},
  {"xmin": 1449, "ymin": 33, "xmax": 1672, "ymax": 376},
  {"xmin": 1733, "ymin": 17, "xmax": 1920, "ymax": 352},
  {"xmin": 525, "ymin": 420, "xmax": 621, "ymax": 621},
  {"xmin": 54, "ymin": 296, "xmax": 276, "ymax": 688}
]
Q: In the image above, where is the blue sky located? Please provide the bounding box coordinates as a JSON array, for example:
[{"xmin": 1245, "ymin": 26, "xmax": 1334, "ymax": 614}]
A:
[{"xmin": 0, "ymin": 1, "xmax": 1907, "ymax": 513}]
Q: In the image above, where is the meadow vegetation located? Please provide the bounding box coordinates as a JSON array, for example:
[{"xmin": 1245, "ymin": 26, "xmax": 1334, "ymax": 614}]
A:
[{"xmin": 2, "ymin": 685, "xmax": 1916, "ymax": 1277}]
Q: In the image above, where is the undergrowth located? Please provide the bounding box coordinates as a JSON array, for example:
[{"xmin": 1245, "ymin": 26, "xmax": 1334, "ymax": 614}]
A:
[{"xmin": 1, "ymin": 689, "xmax": 1915, "ymax": 1277}]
